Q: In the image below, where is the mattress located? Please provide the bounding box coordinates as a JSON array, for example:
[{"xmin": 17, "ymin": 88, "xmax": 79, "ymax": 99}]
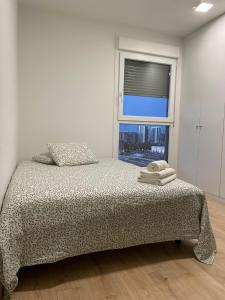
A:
[{"xmin": 0, "ymin": 159, "xmax": 216, "ymax": 299}]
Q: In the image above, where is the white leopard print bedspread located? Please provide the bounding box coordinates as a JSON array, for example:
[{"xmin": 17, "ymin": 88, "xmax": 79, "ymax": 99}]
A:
[{"xmin": 0, "ymin": 159, "xmax": 216, "ymax": 299}]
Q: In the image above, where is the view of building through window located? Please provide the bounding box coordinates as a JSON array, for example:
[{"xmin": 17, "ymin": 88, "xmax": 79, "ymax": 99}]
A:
[{"xmin": 119, "ymin": 124, "xmax": 169, "ymax": 167}]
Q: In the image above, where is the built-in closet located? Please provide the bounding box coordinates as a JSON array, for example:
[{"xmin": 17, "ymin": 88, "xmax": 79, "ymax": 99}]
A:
[{"xmin": 179, "ymin": 14, "xmax": 225, "ymax": 199}]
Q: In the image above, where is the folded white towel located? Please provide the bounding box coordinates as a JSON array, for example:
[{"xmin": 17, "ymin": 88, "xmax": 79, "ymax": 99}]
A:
[
  {"xmin": 140, "ymin": 168, "xmax": 175, "ymax": 179},
  {"xmin": 138, "ymin": 174, "xmax": 176, "ymax": 186},
  {"xmin": 147, "ymin": 160, "xmax": 169, "ymax": 172}
]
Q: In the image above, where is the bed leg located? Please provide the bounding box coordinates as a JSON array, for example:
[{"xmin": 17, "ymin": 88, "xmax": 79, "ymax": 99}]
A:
[{"xmin": 175, "ymin": 240, "xmax": 182, "ymax": 244}]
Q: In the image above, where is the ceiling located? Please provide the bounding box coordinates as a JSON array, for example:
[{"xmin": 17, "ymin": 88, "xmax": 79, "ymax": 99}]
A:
[{"xmin": 18, "ymin": 0, "xmax": 225, "ymax": 37}]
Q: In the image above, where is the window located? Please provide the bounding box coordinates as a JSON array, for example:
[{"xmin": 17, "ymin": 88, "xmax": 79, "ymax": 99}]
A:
[
  {"xmin": 118, "ymin": 52, "xmax": 177, "ymax": 166},
  {"xmin": 119, "ymin": 124, "xmax": 169, "ymax": 167}
]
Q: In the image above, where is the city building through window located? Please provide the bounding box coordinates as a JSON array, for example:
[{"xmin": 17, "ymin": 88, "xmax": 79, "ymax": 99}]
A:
[{"xmin": 119, "ymin": 124, "xmax": 169, "ymax": 167}]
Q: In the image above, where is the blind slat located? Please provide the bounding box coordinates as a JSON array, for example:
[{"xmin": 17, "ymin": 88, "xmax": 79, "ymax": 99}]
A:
[{"xmin": 124, "ymin": 59, "xmax": 170, "ymax": 98}]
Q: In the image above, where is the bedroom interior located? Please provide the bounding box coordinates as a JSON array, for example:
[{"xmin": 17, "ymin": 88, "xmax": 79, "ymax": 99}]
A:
[{"xmin": 0, "ymin": 0, "xmax": 225, "ymax": 299}]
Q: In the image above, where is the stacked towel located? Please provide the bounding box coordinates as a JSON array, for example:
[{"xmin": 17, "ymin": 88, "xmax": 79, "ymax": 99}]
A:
[
  {"xmin": 147, "ymin": 160, "xmax": 169, "ymax": 172},
  {"xmin": 138, "ymin": 160, "xmax": 176, "ymax": 186}
]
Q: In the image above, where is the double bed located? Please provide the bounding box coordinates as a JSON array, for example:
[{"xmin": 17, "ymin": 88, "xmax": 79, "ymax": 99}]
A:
[{"xmin": 0, "ymin": 158, "xmax": 216, "ymax": 299}]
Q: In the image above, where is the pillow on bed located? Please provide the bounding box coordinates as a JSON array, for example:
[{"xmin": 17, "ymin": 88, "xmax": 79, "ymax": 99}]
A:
[
  {"xmin": 47, "ymin": 142, "xmax": 98, "ymax": 167},
  {"xmin": 32, "ymin": 152, "xmax": 55, "ymax": 165}
]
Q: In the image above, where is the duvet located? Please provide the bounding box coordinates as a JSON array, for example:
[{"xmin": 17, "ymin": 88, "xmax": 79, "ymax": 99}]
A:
[{"xmin": 0, "ymin": 159, "xmax": 216, "ymax": 299}]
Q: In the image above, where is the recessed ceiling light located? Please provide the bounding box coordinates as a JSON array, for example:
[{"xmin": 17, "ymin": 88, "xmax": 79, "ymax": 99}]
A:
[{"xmin": 194, "ymin": 1, "xmax": 214, "ymax": 13}]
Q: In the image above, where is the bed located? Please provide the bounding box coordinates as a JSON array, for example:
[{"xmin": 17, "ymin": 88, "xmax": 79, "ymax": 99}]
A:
[{"xmin": 0, "ymin": 158, "xmax": 216, "ymax": 299}]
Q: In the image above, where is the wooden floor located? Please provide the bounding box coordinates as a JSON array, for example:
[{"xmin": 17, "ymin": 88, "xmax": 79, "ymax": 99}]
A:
[{"xmin": 12, "ymin": 197, "xmax": 225, "ymax": 300}]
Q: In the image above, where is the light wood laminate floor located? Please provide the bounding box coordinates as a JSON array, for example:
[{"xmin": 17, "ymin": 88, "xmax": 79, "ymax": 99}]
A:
[{"xmin": 12, "ymin": 197, "xmax": 225, "ymax": 300}]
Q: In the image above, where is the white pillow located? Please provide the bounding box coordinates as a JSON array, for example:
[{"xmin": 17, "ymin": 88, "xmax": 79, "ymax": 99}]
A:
[
  {"xmin": 47, "ymin": 143, "xmax": 98, "ymax": 167},
  {"xmin": 32, "ymin": 152, "xmax": 55, "ymax": 165}
]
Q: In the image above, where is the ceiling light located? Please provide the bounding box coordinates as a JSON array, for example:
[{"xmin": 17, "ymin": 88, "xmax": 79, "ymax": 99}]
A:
[{"xmin": 194, "ymin": 1, "xmax": 214, "ymax": 13}]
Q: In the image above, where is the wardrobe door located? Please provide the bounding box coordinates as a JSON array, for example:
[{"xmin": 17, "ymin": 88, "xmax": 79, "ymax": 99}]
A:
[
  {"xmin": 178, "ymin": 40, "xmax": 202, "ymax": 185},
  {"xmin": 220, "ymin": 106, "xmax": 225, "ymax": 199},
  {"xmin": 178, "ymin": 80, "xmax": 201, "ymax": 185},
  {"xmin": 195, "ymin": 46, "xmax": 225, "ymax": 195},
  {"xmin": 196, "ymin": 98, "xmax": 224, "ymax": 196}
]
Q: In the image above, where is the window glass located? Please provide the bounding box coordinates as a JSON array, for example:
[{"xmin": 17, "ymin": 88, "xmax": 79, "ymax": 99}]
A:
[
  {"xmin": 123, "ymin": 95, "xmax": 168, "ymax": 117},
  {"xmin": 119, "ymin": 124, "xmax": 169, "ymax": 167}
]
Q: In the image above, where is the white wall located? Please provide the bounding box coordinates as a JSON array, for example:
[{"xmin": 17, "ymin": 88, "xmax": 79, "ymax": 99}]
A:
[
  {"xmin": 18, "ymin": 5, "xmax": 181, "ymax": 161},
  {"xmin": 179, "ymin": 14, "xmax": 225, "ymax": 193},
  {"xmin": 0, "ymin": 0, "xmax": 18, "ymax": 208}
]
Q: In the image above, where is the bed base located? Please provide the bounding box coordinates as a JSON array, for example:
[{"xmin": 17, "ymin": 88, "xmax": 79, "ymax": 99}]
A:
[
  {"xmin": 175, "ymin": 240, "xmax": 182, "ymax": 244},
  {"xmin": 0, "ymin": 283, "xmax": 3, "ymax": 300}
]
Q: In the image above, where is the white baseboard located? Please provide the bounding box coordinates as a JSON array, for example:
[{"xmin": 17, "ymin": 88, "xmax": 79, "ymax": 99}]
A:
[{"xmin": 205, "ymin": 192, "xmax": 225, "ymax": 204}]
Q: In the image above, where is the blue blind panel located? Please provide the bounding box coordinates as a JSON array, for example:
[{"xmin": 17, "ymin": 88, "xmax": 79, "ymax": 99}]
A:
[{"xmin": 123, "ymin": 95, "xmax": 168, "ymax": 118}]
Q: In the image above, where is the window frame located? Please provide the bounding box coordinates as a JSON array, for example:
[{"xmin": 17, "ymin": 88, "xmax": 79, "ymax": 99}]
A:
[{"xmin": 118, "ymin": 52, "xmax": 177, "ymax": 124}]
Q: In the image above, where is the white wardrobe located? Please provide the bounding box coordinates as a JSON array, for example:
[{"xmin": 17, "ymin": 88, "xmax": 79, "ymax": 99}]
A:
[{"xmin": 179, "ymin": 13, "xmax": 225, "ymax": 199}]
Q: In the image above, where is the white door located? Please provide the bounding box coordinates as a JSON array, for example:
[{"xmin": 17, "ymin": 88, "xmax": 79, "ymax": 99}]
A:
[
  {"xmin": 196, "ymin": 98, "xmax": 224, "ymax": 196},
  {"xmin": 195, "ymin": 52, "xmax": 225, "ymax": 195},
  {"xmin": 178, "ymin": 88, "xmax": 201, "ymax": 185},
  {"xmin": 220, "ymin": 105, "xmax": 225, "ymax": 199},
  {"xmin": 178, "ymin": 45, "xmax": 202, "ymax": 185}
]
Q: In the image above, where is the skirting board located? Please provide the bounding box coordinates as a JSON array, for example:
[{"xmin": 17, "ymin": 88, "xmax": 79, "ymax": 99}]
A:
[{"xmin": 206, "ymin": 192, "xmax": 225, "ymax": 204}]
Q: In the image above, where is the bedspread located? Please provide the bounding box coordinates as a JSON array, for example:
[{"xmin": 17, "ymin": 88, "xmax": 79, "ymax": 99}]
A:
[{"xmin": 0, "ymin": 159, "xmax": 216, "ymax": 298}]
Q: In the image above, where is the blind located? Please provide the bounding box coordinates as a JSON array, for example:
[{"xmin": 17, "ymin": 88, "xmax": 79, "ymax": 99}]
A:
[{"xmin": 124, "ymin": 59, "xmax": 170, "ymax": 98}]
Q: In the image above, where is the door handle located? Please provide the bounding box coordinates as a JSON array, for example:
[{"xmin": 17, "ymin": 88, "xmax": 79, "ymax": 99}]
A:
[{"xmin": 196, "ymin": 124, "xmax": 203, "ymax": 129}]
